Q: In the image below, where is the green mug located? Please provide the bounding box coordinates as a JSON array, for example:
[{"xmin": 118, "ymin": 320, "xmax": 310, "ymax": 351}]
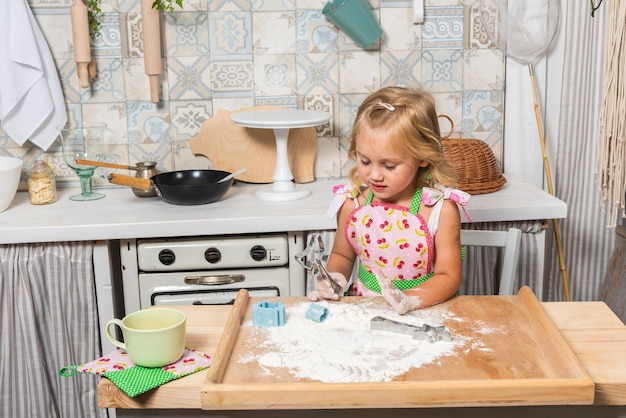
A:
[
  {"xmin": 323, "ymin": 0, "xmax": 383, "ymax": 48},
  {"xmin": 106, "ymin": 308, "xmax": 186, "ymax": 368}
]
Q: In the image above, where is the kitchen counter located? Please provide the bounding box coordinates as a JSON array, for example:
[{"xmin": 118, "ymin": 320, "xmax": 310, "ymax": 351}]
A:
[
  {"xmin": 97, "ymin": 298, "xmax": 626, "ymax": 410},
  {"xmin": 0, "ymin": 174, "xmax": 566, "ymax": 245}
]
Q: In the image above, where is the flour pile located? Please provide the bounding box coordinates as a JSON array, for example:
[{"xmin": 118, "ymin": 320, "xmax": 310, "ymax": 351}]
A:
[{"xmin": 238, "ymin": 300, "xmax": 467, "ymax": 383}]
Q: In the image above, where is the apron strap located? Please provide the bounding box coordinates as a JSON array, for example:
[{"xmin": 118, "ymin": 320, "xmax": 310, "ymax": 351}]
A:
[{"xmin": 409, "ymin": 188, "xmax": 422, "ymax": 215}]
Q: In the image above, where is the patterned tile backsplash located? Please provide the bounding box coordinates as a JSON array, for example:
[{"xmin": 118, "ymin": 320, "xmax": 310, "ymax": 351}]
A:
[{"xmin": 2, "ymin": 0, "xmax": 504, "ymax": 188}]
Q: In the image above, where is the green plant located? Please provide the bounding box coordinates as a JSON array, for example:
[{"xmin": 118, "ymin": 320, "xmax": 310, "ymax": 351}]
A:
[
  {"xmin": 152, "ymin": 0, "xmax": 184, "ymax": 12},
  {"xmin": 86, "ymin": 0, "xmax": 101, "ymax": 34},
  {"xmin": 86, "ymin": 0, "xmax": 184, "ymax": 35}
]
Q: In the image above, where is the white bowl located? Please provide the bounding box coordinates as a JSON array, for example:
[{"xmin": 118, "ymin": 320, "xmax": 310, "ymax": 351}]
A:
[{"xmin": 0, "ymin": 156, "xmax": 24, "ymax": 212}]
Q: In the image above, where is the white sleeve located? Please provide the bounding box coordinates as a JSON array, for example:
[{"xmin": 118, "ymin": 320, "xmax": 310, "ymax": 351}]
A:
[{"xmin": 427, "ymin": 199, "xmax": 445, "ymax": 236}]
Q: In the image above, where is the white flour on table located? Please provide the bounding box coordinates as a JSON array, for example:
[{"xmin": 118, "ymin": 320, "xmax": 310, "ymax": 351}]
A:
[{"xmin": 238, "ymin": 299, "xmax": 473, "ymax": 383}]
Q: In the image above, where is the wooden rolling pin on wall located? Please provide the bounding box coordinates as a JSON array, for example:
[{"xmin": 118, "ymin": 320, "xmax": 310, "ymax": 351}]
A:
[
  {"xmin": 70, "ymin": 0, "xmax": 92, "ymax": 88},
  {"xmin": 141, "ymin": 0, "xmax": 162, "ymax": 103}
]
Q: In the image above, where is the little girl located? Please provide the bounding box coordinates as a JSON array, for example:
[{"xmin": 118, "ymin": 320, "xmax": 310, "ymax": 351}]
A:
[{"xmin": 310, "ymin": 86, "xmax": 471, "ymax": 314}]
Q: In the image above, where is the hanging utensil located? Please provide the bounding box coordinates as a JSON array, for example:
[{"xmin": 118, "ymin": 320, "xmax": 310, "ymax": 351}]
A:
[
  {"xmin": 141, "ymin": 0, "xmax": 162, "ymax": 103},
  {"xmin": 70, "ymin": 0, "xmax": 92, "ymax": 88}
]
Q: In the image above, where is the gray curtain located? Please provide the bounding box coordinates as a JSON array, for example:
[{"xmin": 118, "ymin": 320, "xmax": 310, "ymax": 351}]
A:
[
  {"xmin": 0, "ymin": 242, "xmax": 105, "ymax": 418},
  {"xmin": 549, "ymin": 1, "xmax": 616, "ymax": 301}
]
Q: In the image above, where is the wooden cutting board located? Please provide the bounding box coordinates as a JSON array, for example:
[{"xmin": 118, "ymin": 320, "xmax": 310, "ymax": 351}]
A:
[
  {"xmin": 189, "ymin": 107, "xmax": 317, "ymax": 184},
  {"xmin": 201, "ymin": 287, "xmax": 594, "ymax": 409}
]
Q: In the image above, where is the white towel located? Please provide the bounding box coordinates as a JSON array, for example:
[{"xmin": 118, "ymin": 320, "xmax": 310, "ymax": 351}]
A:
[{"xmin": 0, "ymin": 0, "xmax": 67, "ymax": 151}]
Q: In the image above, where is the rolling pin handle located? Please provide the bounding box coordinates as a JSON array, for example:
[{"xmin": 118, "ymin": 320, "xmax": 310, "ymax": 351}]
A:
[
  {"xmin": 77, "ymin": 62, "xmax": 90, "ymax": 88},
  {"xmin": 149, "ymin": 75, "xmax": 160, "ymax": 103}
]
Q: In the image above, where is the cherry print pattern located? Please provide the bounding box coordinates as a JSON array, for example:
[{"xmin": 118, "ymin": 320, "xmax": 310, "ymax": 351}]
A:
[{"xmin": 346, "ymin": 201, "xmax": 433, "ymax": 294}]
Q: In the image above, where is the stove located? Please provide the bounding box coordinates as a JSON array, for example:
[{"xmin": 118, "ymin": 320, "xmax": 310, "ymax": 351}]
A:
[{"xmin": 119, "ymin": 232, "xmax": 305, "ymax": 314}]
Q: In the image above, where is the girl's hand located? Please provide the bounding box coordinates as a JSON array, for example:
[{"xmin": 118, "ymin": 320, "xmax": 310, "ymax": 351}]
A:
[
  {"xmin": 375, "ymin": 271, "xmax": 422, "ymax": 315},
  {"xmin": 309, "ymin": 272, "xmax": 348, "ymax": 301}
]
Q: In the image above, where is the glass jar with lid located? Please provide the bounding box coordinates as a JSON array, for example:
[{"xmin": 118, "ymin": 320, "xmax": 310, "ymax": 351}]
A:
[{"xmin": 27, "ymin": 160, "xmax": 57, "ymax": 205}]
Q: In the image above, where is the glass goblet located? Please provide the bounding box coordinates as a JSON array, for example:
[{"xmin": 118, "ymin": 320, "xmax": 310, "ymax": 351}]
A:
[{"xmin": 60, "ymin": 123, "xmax": 106, "ymax": 201}]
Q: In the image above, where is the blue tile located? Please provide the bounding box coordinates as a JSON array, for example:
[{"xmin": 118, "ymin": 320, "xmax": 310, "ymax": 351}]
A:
[
  {"xmin": 167, "ymin": 56, "xmax": 213, "ymax": 100},
  {"xmin": 80, "ymin": 58, "xmax": 126, "ymax": 102},
  {"xmin": 209, "ymin": 55, "xmax": 255, "ymax": 97},
  {"xmin": 164, "ymin": 12, "xmax": 210, "ymax": 56},
  {"xmin": 422, "ymin": 6, "xmax": 464, "ymax": 50},
  {"xmin": 296, "ymin": 53, "xmax": 339, "ymax": 96},
  {"xmin": 296, "ymin": 10, "xmax": 337, "ymax": 54},
  {"xmin": 91, "ymin": 13, "xmax": 123, "ymax": 58},
  {"xmin": 209, "ymin": 12, "xmax": 252, "ymax": 55},
  {"xmin": 170, "ymin": 100, "xmax": 212, "ymax": 139},
  {"xmin": 421, "ymin": 49, "xmax": 463, "ymax": 92},
  {"xmin": 380, "ymin": 50, "xmax": 422, "ymax": 87},
  {"xmin": 462, "ymin": 90, "xmax": 503, "ymax": 132},
  {"xmin": 127, "ymin": 101, "xmax": 171, "ymax": 143}
]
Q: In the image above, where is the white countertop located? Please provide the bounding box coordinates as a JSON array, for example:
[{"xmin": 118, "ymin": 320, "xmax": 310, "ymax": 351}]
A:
[{"xmin": 0, "ymin": 175, "xmax": 566, "ymax": 244}]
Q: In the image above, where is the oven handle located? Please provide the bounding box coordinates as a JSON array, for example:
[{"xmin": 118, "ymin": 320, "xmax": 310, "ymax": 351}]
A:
[{"xmin": 184, "ymin": 274, "xmax": 245, "ymax": 285}]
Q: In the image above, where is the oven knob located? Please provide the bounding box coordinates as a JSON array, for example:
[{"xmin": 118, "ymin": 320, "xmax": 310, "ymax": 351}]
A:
[
  {"xmin": 250, "ymin": 245, "xmax": 267, "ymax": 261},
  {"xmin": 204, "ymin": 247, "xmax": 222, "ymax": 264},
  {"xmin": 158, "ymin": 249, "xmax": 176, "ymax": 265}
]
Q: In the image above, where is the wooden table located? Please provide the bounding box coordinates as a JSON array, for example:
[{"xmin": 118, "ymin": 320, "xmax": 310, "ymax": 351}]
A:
[{"xmin": 98, "ymin": 298, "xmax": 626, "ymax": 410}]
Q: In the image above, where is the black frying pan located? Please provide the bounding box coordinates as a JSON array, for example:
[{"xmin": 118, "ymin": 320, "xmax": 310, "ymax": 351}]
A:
[{"xmin": 108, "ymin": 170, "xmax": 234, "ymax": 205}]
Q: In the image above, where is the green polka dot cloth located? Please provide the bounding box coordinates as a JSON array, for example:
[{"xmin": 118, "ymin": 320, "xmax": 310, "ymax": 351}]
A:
[{"xmin": 60, "ymin": 348, "xmax": 212, "ymax": 398}]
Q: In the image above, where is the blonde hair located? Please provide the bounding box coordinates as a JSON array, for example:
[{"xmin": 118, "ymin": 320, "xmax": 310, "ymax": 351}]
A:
[{"xmin": 348, "ymin": 86, "xmax": 457, "ymax": 190}]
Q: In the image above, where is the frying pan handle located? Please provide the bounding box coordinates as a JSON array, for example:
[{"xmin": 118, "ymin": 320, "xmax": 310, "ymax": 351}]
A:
[
  {"xmin": 107, "ymin": 173, "xmax": 152, "ymax": 190},
  {"xmin": 184, "ymin": 274, "xmax": 245, "ymax": 285}
]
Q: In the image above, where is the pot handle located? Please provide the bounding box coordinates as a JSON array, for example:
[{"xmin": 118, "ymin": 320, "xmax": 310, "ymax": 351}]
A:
[{"xmin": 108, "ymin": 173, "xmax": 152, "ymax": 190}]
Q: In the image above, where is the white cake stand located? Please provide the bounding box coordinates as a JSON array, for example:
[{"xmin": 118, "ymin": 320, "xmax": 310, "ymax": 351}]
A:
[{"xmin": 230, "ymin": 109, "xmax": 331, "ymax": 201}]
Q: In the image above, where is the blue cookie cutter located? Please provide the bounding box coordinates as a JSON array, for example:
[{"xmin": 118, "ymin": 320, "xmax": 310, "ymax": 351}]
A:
[
  {"xmin": 305, "ymin": 303, "xmax": 329, "ymax": 323},
  {"xmin": 252, "ymin": 301, "xmax": 286, "ymax": 327}
]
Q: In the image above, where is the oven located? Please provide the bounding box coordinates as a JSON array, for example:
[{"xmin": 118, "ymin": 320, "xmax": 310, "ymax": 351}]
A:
[{"xmin": 119, "ymin": 232, "xmax": 305, "ymax": 314}]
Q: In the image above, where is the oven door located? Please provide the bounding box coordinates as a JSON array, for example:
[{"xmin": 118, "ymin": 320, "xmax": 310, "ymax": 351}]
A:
[
  {"xmin": 138, "ymin": 267, "xmax": 289, "ymax": 309},
  {"xmin": 152, "ymin": 287, "xmax": 280, "ymax": 306}
]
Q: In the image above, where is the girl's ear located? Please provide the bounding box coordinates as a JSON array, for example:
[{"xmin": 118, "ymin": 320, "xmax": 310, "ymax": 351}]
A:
[{"xmin": 418, "ymin": 160, "xmax": 430, "ymax": 168}]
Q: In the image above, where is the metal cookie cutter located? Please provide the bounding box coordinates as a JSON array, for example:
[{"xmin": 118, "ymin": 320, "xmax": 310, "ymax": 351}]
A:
[
  {"xmin": 294, "ymin": 234, "xmax": 343, "ymax": 295},
  {"xmin": 370, "ymin": 316, "xmax": 452, "ymax": 343}
]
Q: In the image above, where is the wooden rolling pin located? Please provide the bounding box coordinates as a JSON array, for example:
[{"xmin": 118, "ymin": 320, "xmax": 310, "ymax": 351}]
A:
[
  {"xmin": 141, "ymin": 0, "xmax": 162, "ymax": 103},
  {"xmin": 206, "ymin": 289, "xmax": 249, "ymax": 384},
  {"xmin": 70, "ymin": 0, "xmax": 91, "ymax": 88}
]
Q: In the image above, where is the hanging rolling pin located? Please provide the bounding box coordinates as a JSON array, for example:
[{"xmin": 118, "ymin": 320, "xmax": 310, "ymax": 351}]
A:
[
  {"xmin": 141, "ymin": 0, "xmax": 162, "ymax": 103},
  {"xmin": 70, "ymin": 0, "xmax": 92, "ymax": 88}
]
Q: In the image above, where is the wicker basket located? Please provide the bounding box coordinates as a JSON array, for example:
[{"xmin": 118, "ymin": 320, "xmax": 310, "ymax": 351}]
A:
[{"xmin": 439, "ymin": 115, "xmax": 506, "ymax": 195}]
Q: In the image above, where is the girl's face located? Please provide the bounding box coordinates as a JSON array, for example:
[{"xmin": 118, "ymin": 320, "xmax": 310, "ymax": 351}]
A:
[{"xmin": 355, "ymin": 127, "xmax": 426, "ymax": 203}]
